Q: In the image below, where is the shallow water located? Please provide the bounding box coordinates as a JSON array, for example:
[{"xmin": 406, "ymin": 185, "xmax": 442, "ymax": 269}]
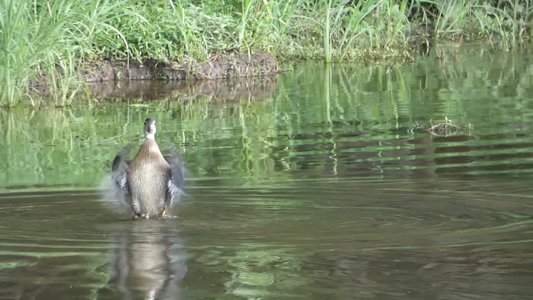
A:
[{"xmin": 1, "ymin": 44, "xmax": 533, "ymax": 299}]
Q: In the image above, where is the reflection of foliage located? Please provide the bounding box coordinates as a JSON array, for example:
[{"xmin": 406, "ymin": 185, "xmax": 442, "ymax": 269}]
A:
[
  {"xmin": 0, "ymin": 98, "xmax": 285, "ymax": 190},
  {"xmin": 1, "ymin": 45, "xmax": 532, "ymax": 190},
  {"xmin": 194, "ymin": 245, "xmax": 306, "ymax": 298},
  {"xmin": 226, "ymin": 248, "xmax": 307, "ymax": 298},
  {"xmin": 0, "ymin": 107, "xmax": 131, "ymax": 190},
  {"xmin": 272, "ymin": 45, "xmax": 533, "ymax": 177}
]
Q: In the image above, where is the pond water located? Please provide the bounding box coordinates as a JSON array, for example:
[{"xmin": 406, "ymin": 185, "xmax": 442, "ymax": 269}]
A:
[{"xmin": 1, "ymin": 44, "xmax": 533, "ymax": 299}]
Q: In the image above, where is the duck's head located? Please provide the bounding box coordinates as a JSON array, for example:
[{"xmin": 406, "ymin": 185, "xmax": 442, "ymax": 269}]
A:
[{"xmin": 144, "ymin": 118, "xmax": 157, "ymax": 139}]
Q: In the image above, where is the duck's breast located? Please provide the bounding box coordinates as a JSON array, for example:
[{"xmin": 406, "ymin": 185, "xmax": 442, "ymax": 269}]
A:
[{"xmin": 128, "ymin": 141, "xmax": 170, "ymax": 215}]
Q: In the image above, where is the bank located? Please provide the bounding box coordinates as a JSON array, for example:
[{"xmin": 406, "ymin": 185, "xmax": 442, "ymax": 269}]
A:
[{"xmin": 1, "ymin": 0, "xmax": 531, "ymax": 106}]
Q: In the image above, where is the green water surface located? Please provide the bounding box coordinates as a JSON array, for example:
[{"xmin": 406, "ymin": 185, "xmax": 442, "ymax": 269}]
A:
[{"xmin": 0, "ymin": 44, "xmax": 533, "ymax": 299}]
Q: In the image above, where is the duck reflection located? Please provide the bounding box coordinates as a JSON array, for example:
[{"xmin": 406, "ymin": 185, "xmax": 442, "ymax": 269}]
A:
[{"xmin": 105, "ymin": 220, "xmax": 187, "ymax": 299}]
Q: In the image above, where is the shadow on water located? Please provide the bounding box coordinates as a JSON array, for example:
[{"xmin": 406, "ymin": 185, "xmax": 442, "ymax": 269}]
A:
[{"xmin": 1, "ymin": 44, "xmax": 533, "ymax": 299}]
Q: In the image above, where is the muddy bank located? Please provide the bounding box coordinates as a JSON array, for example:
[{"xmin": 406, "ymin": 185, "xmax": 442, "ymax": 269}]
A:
[
  {"xmin": 82, "ymin": 51, "xmax": 278, "ymax": 82},
  {"xmin": 32, "ymin": 51, "xmax": 279, "ymax": 101},
  {"xmin": 88, "ymin": 76, "xmax": 277, "ymax": 102}
]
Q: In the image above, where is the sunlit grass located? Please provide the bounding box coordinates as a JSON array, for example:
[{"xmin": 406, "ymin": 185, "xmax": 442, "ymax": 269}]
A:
[
  {"xmin": 0, "ymin": 0, "xmax": 132, "ymax": 106},
  {"xmin": 0, "ymin": 0, "xmax": 531, "ymax": 106}
]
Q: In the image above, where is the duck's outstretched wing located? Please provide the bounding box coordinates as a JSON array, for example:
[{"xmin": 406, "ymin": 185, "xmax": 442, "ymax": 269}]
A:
[
  {"xmin": 111, "ymin": 148, "xmax": 131, "ymax": 206},
  {"xmin": 165, "ymin": 149, "xmax": 186, "ymax": 205}
]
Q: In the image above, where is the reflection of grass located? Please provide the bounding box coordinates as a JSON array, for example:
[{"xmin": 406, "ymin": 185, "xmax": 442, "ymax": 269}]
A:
[
  {"xmin": 1, "ymin": 46, "xmax": 531, "ymax": 190},
  {"xmin": 225, "ymin": 246, "xmax": 306, "ymax": 298},
  {"xmin": 1, "ymin": 108, "xmax": 105, "ymax": 189},
  {"xmin": 272, "ymin": 45, "xmax": 532, "ymax": 173},
  {"xmin": 0, "ymin": 98, "xmax": 285, "ymax": 190}
]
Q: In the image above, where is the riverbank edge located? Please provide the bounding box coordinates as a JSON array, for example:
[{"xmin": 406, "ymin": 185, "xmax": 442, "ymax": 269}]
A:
[
  {"xmin": 82, "ymin": 51, "xmax": 279, "ymax": 82},
  {"xmin": 29, "ymin": 51, "xmax": 280, "ymax": 100}
]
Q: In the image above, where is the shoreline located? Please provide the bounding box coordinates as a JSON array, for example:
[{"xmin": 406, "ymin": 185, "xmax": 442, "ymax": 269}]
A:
[{"xmin": 2, "ymin": 0, "xmax": 531, "ymax": 106}]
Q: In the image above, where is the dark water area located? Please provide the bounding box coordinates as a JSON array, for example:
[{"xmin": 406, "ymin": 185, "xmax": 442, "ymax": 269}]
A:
[{"xmin": 1, "ymin": 44, "xmax": 533, "ymax": 299}]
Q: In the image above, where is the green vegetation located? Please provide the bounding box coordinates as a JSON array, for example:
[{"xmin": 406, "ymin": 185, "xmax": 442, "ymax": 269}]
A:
[
  {"xmin": 1, "ymin": 44, "xmax": 531, "ymax": 190},
  {"xmin": 0, "ymin": 0, "xmax": 531, "ymax": 106}
]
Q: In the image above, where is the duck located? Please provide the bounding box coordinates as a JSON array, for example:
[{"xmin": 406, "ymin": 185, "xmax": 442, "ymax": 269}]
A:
[{"xmin": 111, "ymin": 118, "xmax": 185, "ymax": 219}]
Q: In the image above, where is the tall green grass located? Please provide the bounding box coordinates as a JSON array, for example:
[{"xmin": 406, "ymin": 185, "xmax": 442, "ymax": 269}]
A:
[
  {"xmin": 0, "ymin": 0, "xmax": 56, "ymax": 106},
  {"xmin": 1, "ymin": 0, "xmax": 531, "ymax": 106},
  {"xmin": 0, "ymin": 0, "xmax": 133, "ymax": 106}
]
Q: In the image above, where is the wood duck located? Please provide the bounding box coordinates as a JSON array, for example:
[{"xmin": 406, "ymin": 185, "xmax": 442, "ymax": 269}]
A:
[{"xmin": 111, "ymin": 118, "xmax": 185, "ymax": 219}]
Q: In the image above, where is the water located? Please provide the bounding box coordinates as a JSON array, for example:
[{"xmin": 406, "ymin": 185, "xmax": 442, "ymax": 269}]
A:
[{"xmin": 1, "ymin": 44, "xmax": 533, "ymax": 299}]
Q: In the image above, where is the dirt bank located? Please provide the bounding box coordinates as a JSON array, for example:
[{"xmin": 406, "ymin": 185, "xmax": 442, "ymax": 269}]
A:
[
  {"xmin": 31, "ymin": 51, "xmax": 279, "ymax": 101},
  {"xmin": 81, "ymin": 51, "xmax": 279, "ymax": 82},
  {"xmin": 87, "ymin": 76, "xmax": 277, "ymax": 102}
]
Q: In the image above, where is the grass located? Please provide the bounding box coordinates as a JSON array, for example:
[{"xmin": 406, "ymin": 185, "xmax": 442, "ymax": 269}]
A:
[{"xmin": 0, "ymin": 0, "xmax": 531, "ymax": 106}]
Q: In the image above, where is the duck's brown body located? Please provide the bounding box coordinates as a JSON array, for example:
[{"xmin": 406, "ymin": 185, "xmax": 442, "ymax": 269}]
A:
[
  {"xmin": 111, "ymin": 118, "xmax": 185, "ymax": 219},
  {"xmin": 128, "ymin": 138, "xmax": 171, "ymax": 217}
]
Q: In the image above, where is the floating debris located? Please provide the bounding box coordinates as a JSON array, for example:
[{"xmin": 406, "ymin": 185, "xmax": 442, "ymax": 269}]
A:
[
  {"xmin": 427, "ymin": 119, "xmax": 461, "ymax": 136},
  {"xmin": 409, "ymin": 118, "xmax": 467, "ymax": 137}
]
